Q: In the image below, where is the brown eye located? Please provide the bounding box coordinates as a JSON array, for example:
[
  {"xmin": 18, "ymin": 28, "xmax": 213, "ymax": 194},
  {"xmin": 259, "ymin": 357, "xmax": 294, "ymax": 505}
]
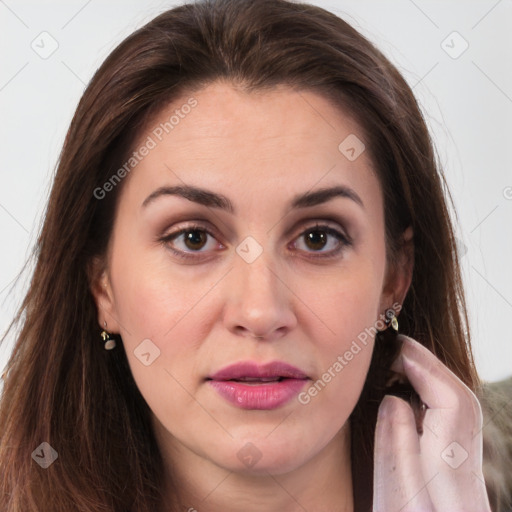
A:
[
  {"xmin": 304, "ymin": 230, "xmax": 328, "ymax": 251},
  {"xmin": 292, "ymin": 224, "xmax": 351, "ymax": 258},
  {"xmin": 183, "ymin": 229, "xmax": 208, "ymax": 250},
  {"xmin": 160, "ymin": 225, "xmax": 222, "ymax": 258}
]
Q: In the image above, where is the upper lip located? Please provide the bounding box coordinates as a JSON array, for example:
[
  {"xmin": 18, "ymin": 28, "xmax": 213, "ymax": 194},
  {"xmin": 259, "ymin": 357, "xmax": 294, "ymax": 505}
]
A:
[{"xmin": 208, "ymin": 361, "xmax": 309, "ymax": 381}]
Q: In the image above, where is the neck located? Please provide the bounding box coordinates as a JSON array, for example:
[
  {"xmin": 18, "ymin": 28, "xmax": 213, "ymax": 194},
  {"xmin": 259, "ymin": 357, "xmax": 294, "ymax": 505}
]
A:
[{"xmin": 155, "ymin": 422, "xmax": 354, "ymax": 512}]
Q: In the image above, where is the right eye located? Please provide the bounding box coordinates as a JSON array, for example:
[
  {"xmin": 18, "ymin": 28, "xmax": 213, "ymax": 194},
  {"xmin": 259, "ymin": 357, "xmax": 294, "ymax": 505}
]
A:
[{"xmin": 159, "ymin": 224, "xmax": 225, "ymax": 261}]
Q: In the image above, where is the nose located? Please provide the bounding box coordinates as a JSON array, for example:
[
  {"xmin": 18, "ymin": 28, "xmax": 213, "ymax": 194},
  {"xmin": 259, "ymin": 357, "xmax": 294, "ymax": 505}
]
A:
[{"xmin": 221, "ymin": 252, "xmax": 297, "ymax": 341}]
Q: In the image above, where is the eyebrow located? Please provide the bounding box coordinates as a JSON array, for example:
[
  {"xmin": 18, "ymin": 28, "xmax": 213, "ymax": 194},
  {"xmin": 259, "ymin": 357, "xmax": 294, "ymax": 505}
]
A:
[{"xmin": 141, "ymin": 184, "xmax": 364, "ymax": 212}]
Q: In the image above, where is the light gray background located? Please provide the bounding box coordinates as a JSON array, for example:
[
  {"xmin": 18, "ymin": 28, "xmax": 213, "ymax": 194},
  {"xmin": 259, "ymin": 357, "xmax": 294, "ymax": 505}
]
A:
[{"xmin": 1, "ymin": 0, "xmax": 511, "ymax": 392}]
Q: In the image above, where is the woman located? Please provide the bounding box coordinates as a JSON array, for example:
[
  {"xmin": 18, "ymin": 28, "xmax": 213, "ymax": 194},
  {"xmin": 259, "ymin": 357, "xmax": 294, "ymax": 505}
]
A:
[{"xmin": 0, "ymin": 0, "xmax": 499, "ymax": 510}]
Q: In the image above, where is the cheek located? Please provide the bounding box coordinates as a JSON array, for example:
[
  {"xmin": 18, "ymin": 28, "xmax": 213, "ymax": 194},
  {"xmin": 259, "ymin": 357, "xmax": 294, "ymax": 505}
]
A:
[
  {"xmin": 321, "ymin": 286, "xmax": 378, "ymax": 367},
  {"xmin": 294, "ymin": 260, "xmax": 384, "ymax": 414},
  {"xmin": 111, "ymin": 271, "xmax": 211, "ymax": 429},
  {"xmin": 109, "ymin": 235, "xmax": 212, "ymax": 339},
  {"xmin": 107, "ymin": 243, "xmax": 218, "ymax": 401},
  {"xmin": 299, "ymin": 259, "xmax": 384, "ymax": 348}
]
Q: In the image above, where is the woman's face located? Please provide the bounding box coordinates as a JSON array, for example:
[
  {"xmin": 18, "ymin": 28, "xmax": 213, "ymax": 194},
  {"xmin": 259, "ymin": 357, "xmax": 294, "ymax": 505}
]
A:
[{"xmin": 93, "ymin": 81, "xmax": 407, "ymax": 476}]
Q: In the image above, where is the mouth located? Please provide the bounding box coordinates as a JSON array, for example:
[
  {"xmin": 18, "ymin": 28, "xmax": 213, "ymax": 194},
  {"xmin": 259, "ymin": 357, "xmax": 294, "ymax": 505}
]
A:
[
  {"xmin": 206, "ymin": 361, "xmax": 310, "ymax": 410},
  {"xmin": 216, "ymin": 376, "xmax": 291, "ymax": 384},
  {"xmin": 207, "ymin": 360, "xmax": 309, "ymax": 382}
]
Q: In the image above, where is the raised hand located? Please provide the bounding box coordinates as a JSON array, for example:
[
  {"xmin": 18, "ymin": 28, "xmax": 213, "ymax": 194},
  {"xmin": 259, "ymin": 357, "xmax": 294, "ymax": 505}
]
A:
[{"xmin": 373, "ymin": 334, "xmax": 492, "ymax": 512}]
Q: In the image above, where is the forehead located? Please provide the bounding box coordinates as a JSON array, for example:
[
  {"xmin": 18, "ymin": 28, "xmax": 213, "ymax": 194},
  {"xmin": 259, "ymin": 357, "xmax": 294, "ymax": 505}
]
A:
[{"xmin": 120, "ymin": 81, "xmax": 381, "ymax": 215}]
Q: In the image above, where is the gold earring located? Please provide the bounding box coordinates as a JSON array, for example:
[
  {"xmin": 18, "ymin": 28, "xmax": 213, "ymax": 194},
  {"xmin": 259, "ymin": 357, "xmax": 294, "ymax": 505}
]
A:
[
  {"xmin": 384, "ymin": 308, "xmax": 399, "ymax": 331},
  {"xmin": 101, "ymin": 321, "xmax": 116, "ymax": 350}
]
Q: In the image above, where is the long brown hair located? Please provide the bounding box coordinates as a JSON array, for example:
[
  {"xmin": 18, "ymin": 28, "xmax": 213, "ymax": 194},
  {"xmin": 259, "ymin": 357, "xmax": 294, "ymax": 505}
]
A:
[{"xmin": 0, "ymin": 1, "xmax": 479, "ymax": 510}]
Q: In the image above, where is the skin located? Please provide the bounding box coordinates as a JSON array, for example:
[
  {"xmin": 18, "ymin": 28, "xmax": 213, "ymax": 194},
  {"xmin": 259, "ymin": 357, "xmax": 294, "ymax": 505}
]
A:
[
  {"xmin": 374, "ymin": 335, "xmax": 491, "ymax": 511},
  {"xmin": 91, "ymin": 82, "xmax": 414, "ymax": 511}
]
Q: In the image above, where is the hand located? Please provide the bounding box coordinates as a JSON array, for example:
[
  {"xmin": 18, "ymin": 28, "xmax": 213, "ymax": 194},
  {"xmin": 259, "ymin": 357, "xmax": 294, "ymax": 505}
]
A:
[{"xmin": 373, "ymin": 334, "xmax": 492, "ymax": 512}]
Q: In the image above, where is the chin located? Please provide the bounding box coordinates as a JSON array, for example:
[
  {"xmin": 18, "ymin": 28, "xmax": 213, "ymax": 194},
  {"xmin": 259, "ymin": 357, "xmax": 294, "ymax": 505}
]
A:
[{"xmin": 209, "ymin": 436, "xmax": 314, "ymax": 476}]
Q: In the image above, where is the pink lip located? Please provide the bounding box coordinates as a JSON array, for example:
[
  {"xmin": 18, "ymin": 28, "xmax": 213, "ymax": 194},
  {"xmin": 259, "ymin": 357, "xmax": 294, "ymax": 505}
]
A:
[{"xmin": 207, "ymin": 361, "xmax": 309, "ymax": 410}]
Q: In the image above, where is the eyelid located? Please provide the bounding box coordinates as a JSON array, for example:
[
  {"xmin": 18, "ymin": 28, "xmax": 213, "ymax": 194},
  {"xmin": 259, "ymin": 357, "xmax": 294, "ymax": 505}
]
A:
[
  {"xmin": 160, "ymin": 221, "xmax": 222, "ymax": 243},
  {"xmin": 158, "ymin": 219, "xmax": 352, "ymax": 261},
  {"xmin": 290, "ymin": 220, "xmax": 352, "ymax": 244},
  {"xmin": 288, "ymin": 222, "xmax": 352, "ymax": 259}
]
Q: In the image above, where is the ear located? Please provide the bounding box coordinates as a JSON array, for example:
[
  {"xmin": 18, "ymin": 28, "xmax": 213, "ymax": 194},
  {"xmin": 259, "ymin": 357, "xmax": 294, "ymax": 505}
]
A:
[
  {"xmin": 379, "ymin": 226, "xmax": 414, "ymax": 316},
  {"xmin": 87, "ymin": 256, "xmax": 121, "ymax": 333}
]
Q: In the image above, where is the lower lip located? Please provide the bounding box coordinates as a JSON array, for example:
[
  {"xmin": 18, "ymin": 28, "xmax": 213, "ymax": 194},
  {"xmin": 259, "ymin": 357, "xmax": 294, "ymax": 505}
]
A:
[{"xmin": 208, "ymin": 379, "xmax": 308, "ymax": 410}]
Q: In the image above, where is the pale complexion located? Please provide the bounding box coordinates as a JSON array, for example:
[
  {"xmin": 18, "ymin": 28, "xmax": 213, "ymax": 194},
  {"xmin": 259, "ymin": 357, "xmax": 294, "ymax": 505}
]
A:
[{"xmin": 91, "ymin": 82, "xmax": 413, "ymax": 512}]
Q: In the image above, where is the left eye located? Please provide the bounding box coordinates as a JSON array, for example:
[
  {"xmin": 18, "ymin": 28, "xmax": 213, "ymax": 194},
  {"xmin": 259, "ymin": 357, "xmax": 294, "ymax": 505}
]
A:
[
  {"xmin": 292, "ymin": 225, "xmax": 348, "ymax": 254},
  {"xmin": 161, "ymin": 224, "xmax": 351, "ymax": 258}
]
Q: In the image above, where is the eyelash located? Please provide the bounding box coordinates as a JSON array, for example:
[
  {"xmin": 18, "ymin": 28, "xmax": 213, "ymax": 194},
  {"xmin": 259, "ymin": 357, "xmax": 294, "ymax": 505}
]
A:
[{"xmin": 159, "ymin": 222, "xmax": 352, "ymax": 262}]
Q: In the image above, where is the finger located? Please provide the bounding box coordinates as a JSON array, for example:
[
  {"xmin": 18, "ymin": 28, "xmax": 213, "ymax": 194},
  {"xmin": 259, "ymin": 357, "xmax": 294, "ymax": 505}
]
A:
[
  {"xmin": 391, "ymin": 335, "xmax": 491, "ymax": 511},
  {"xmin": 391, "ymin": 334, "xmax": 477, "ymax": 410},
  {"xmin": 373, "ymin": 395, "xmax": 434, "ymax": 512}
]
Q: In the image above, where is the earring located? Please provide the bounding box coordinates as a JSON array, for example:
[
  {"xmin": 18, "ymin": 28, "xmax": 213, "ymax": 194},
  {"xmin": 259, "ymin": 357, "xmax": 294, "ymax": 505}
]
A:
[
  {"xmin": 384, "ymin": 308, "xmax": 399, "ymax": 332},
  {"xmin": 101, "ymin": 321, "xmax": 116, "ymax": 350}
]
